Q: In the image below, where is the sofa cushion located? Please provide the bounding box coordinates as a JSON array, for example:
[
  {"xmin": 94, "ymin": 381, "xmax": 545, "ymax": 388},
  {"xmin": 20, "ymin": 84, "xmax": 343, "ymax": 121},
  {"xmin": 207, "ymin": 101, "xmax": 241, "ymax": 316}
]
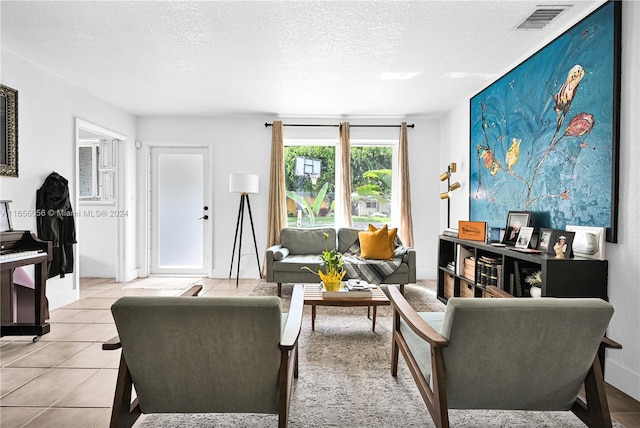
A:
[
  {"xmin": 359, "ymin": 225, "xmax": 394, "ymax": 260},
  {"xmin": 368, "ymin": 223, "xmax": 398, "ymax": 253},
  {"xmin": 273, "ymin": 247, "xmax": 289, "ymax": 261},
  {"xmin": 281, "ymin": 227, "xmax": 336, "ymax": 255},
  {"xmin": 273, "ymin": 255, "xmax": 322, "ymax": 273}
]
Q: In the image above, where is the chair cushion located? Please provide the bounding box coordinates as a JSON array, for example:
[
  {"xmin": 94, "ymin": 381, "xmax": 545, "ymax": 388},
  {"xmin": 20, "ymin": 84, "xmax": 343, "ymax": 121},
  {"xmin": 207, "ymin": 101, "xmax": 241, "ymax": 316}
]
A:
[{"xmin": 400, "ymin": 312, "xmax": 445, "ymax": 384}]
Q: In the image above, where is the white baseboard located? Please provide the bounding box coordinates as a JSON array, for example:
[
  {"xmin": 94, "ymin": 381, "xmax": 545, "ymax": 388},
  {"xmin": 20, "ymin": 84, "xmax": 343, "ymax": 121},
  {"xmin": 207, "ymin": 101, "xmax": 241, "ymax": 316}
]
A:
[{"xmin": 605, "ymin": 358, "xmax": 640, "ymax": 401}]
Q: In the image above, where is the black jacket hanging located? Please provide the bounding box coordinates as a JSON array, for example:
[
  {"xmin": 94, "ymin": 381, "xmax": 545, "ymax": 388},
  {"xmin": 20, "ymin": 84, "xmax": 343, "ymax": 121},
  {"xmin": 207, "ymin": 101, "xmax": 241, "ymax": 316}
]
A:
[{"xmin": 36, "ymin": 172, "xmax": 77, "ymax": 278}]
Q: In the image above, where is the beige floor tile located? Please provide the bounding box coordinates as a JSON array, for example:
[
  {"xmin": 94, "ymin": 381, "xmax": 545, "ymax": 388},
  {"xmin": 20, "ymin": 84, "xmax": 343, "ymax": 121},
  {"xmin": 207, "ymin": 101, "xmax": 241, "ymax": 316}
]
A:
[
  {"xmin": 1, "ymin": 368, "xmax": 47, "ymax": 397},
  {"xmin": 0, "ymin": 369, "xmax": 98, "ymax": 407},
  {"xmin": 22, "ymin": 407, "xmax": 110, "ymax": 428},
  {"xmin": 56, "ymin": 343, "xmax": 120, "ymax": 369},
  {"xmin": 61, "ymin": 298, "xmax": 117, "ymax": 310},
  {"xmin": 47, "ymin": 309, "xmax": 85, "ymax": 323},
  {"xmin": 48, "ymin": 309, "xmax": 113, "ymax": 325},
  {"xmin": 54, "ymin": 369, "xmax": 117, "ymax": 408},
  {"xmin": 37, "ymin": 323, "xmax": 86, "ymax": 342},
  {"xmin": 1, "ymin": 368, "xmax": 97, "ymax": 406},
  {"xmin": 0, "ymin": 341, "xmax": 50, "ymax": 367},
  {"xmin": 53, "ymin": 323, "xmax": 118, "ymax": 343},
  {"xmin": 0, "ymin": 406, "xmax": 45, "ymax": 427},
  {"xmin": 7, "ymin": 342, "xmax": 90, "ymax": 368}
]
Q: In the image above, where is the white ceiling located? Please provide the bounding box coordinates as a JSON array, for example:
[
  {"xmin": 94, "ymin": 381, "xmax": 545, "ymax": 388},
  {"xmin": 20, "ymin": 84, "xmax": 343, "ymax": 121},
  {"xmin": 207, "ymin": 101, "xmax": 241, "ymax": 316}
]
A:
[{"xmin": 1, "ymin": 0, "xmax": 604, "ymax": 118}]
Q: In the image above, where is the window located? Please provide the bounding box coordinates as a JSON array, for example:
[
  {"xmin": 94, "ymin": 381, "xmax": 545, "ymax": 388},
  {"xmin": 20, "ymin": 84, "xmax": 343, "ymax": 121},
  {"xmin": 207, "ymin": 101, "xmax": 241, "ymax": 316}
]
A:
[
  {"xmin": 79, "ymin": 139, "xmax": 117, "ymax": 203},
  {"xmin": 284, "ymin": 143, "xmax": 336, "ymax": 228},
  {"xmin": 284, "ymin": 139, "xmax": 395, "ymax": 229},
  {"xmin": 350, "ymin": 144, "xmax": 394, "ymax": 230}
]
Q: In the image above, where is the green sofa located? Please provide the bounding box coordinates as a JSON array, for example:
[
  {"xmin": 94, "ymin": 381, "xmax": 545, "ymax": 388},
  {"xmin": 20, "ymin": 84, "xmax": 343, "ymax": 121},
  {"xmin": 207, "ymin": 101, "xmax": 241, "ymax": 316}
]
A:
[{"xmin": 265, "ymin": 227, "xmax": 416, "ymax": 296}]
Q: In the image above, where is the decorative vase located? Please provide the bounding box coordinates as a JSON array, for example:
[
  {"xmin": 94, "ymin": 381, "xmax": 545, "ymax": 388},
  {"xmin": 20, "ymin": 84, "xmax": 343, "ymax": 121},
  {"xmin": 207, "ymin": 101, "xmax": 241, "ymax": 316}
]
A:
[
  {"xmin": 530, "ymin": 286, "xmax": 542, "ymax": 298},
  {"xmin": 318, "ymin": 270, "xmax": 345, "ymax": 292}
]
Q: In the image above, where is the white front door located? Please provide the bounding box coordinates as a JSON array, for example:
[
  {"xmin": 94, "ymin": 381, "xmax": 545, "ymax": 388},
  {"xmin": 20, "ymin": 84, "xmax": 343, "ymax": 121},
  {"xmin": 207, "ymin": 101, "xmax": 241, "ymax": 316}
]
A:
[{"xmin": 150, "ymin": 146, "xmax": 210, "ymax": 275}]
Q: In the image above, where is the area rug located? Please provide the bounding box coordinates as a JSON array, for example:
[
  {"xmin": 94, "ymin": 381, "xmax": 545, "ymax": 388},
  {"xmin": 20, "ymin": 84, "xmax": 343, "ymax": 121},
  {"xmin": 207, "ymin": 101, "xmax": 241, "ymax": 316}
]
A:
[
  {"xmin": 139, "ymin": 282, "xmax": 615, "ymax": 427},
  {"xmin": 122, "ymin": 277, "xmax": 203, "ymax": 290}
]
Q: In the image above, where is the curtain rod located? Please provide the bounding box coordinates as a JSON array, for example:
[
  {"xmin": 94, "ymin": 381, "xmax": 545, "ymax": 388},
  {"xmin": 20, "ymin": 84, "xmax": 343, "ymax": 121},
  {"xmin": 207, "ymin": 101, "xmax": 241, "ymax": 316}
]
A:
[{"xmin": 264, "ymin": 122, "xmax": 415, "ymax": 128}]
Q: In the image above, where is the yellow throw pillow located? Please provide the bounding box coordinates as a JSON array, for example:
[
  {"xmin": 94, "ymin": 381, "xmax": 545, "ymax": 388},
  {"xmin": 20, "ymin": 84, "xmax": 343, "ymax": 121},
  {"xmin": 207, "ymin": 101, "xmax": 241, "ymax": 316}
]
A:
[
  {"xmin": 359, "ymin": 225, "xmax": 394, "ymax": 260},
  {"xmin": 367, "ymin": 224, "xmax": 398, "ymax": 253}
]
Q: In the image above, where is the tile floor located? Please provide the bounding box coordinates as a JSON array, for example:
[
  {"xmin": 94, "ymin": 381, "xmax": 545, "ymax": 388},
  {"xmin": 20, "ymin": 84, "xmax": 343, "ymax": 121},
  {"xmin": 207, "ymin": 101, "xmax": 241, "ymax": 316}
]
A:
[{"xmin": 1, "ymin": 277, "xmax": 639, "ymax": 428}]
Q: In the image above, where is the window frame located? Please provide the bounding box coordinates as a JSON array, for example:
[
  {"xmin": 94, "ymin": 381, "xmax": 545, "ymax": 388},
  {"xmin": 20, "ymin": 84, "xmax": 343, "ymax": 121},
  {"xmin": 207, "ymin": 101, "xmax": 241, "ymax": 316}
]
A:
[{"xmin": 284, "ymin": 138, "xmax": 398, "ymax": 228}]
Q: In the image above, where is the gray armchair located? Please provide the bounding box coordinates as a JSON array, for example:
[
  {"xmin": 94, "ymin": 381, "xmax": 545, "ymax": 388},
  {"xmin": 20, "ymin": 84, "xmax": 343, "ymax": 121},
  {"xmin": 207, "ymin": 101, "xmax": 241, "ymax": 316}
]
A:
[
  {"xmin": 103, "ymin": 285, "xmax": 304, "ymax": 428},
  {"xmin": 388, "ymin": 285, "xmax": 619, "ymax": 428}
]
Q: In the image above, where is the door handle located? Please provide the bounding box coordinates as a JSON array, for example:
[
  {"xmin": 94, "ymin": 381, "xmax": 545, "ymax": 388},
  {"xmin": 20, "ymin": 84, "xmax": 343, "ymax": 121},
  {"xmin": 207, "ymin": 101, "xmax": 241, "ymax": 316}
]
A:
[{"xmin": 198, "ymin": 215, "xmax": 209, "ymax": 220}]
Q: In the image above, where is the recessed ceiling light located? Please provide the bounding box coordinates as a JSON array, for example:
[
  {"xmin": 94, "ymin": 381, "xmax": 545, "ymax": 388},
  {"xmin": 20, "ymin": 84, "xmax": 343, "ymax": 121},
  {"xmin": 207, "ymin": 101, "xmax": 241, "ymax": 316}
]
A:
[{"xmin": 379, "ymin": 72, "xmax": 420, "ymax": 81}]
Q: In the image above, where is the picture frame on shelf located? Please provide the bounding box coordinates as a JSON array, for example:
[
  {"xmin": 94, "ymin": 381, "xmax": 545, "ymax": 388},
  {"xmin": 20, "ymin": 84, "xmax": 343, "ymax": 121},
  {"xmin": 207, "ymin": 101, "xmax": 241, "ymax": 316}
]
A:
[
  {"xmin": 515, "ymin": 226, "xmax": 534, "ymax": 249},
  {"xmin": 565, "ymin": 225, "xmax": 606, "ymax": 260},
  {"xmin": 548, "ymin": 230, "xmax": 575, "ymax": 258},
  {"xmin": 537, "ymin": 228, "xmax": 554, "ymax": 252},
  {"xmin": 502, "ymin": 211, "xmax": 532, "ymax": 246}
]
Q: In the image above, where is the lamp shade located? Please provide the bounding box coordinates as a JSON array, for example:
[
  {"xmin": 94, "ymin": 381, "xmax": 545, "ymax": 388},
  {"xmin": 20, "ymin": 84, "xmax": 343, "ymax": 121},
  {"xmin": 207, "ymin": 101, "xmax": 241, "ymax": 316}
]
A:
[{"xmin": 229, "ymin": 173, "xmax": 259, "ymax": 194}]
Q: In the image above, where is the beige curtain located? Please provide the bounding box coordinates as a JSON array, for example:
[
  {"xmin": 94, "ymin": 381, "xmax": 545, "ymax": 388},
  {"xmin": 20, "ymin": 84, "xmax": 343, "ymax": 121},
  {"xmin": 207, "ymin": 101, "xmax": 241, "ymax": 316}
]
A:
[
  {"xmin": 262, "ymin": 120, "xmax": 287, "ymax": 277},
  {"xmin": 398, "ymin": 122, "xmax": 414, "ymax": 247},
  {"xmin": 338, "ymin": 122, "xmax": 353, "ymax": 227}
]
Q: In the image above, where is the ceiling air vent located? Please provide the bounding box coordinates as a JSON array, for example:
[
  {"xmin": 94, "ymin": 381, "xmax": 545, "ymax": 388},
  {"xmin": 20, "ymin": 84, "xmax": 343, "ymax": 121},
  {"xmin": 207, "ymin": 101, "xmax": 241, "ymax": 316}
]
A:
[{"xmin": 516, "ymin": 5, "xmax": 571, "ymax": 30}]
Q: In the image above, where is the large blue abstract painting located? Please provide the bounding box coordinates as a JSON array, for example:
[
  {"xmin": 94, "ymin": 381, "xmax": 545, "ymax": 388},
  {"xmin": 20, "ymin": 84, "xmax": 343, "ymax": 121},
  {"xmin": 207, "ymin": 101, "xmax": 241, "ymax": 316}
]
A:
[{"xmin": 469, "ymin": 1, "xmax": 620, "ymax": 242}]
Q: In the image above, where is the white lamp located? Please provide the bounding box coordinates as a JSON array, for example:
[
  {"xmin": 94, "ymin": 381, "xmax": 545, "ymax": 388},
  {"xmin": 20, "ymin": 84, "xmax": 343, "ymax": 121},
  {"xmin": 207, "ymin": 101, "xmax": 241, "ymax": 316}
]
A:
[
  {"xmin": 229, "ymin": 173, "xmax": 261, "ymax": 286},
  {"xmin": 229, "ymin": 173, "xmax": 259, "ymax": 194}
]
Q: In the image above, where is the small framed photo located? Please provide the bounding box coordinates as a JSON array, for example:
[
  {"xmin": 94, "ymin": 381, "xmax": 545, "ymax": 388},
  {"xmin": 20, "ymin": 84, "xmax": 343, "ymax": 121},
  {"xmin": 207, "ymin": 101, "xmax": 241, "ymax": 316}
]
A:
[
  {"xmin": 0, "ymin": 200, "xmax": 12, "ymax": 232},
  {"xmin": 502, "ymin": 211, "xmax": 532, "ymax": 246},
  {"xmin": 548, "ymin": 230, "xmax": 575, "ymax": 258},
  {"xmin": 515, "ymin": 226, "xmax": 534, "ymax": 249},
  {"xmin": 537, "ymin": 228, "xmax": 554, "ymax": 251}
]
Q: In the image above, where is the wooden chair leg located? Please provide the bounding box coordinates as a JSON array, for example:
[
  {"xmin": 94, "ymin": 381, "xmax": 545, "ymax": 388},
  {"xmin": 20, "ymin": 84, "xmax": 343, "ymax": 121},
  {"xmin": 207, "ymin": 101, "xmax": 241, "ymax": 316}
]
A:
[
  {"xmin": 110, "ymin": 352, "xmax": 141, "ymax": 428},
  {"xmin": 572, "ymin": 355, "xmax": 612, "ymax": 428},
  {"xmin": 391, "ymin": 311, "xmax": 400, "ymax": 376},
  {"xmin": 277, "ymin": 283, "xmax": 282, "ymax": 297}
]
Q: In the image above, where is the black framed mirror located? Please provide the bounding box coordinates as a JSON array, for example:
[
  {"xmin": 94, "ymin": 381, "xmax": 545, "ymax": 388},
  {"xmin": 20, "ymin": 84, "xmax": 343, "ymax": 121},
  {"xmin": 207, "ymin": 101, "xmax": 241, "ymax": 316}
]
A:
[{"xmin": 0, "ymin": 84, "xmax": 18, "ymax": 177}]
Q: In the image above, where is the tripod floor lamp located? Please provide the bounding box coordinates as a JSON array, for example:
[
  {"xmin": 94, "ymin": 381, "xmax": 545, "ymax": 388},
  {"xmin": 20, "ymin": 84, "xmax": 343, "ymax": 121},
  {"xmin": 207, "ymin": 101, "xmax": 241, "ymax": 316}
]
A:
[{"xmin": 229, "ymin": 173, "xmax": 261, "ymax": 287}]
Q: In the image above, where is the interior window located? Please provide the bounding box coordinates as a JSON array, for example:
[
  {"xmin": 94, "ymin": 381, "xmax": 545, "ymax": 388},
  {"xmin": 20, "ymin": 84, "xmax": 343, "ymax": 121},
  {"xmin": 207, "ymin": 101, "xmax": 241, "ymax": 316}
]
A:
[{"xmin": 78, "ymin": 137, "xmax": 117, "ymax": 203}]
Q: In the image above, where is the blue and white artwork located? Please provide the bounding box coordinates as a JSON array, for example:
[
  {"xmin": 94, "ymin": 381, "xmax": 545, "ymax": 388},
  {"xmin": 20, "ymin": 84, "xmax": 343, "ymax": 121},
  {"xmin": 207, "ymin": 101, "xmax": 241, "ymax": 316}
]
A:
[{"xmin": 469, "ymin": 1, "xmax": 619, "ymax": 242}]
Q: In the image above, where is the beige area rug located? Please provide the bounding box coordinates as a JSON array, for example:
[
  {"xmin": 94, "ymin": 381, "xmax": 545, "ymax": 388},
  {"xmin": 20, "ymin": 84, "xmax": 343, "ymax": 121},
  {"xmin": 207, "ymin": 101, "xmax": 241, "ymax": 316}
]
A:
[
  {"xmin": 140, "ymin": 282, "xmax": 620, "ymax": 427},
  {"xmin": 123, "ymin": 277, "xmax": 203, "ymax": 290}
]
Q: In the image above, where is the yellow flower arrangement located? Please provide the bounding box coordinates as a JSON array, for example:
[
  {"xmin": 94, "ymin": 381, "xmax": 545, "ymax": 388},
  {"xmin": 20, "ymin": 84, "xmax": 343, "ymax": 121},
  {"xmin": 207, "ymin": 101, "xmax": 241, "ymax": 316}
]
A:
[{"xmin": 302, "ymin": 233, "xmax": 346, "ymax": 292}]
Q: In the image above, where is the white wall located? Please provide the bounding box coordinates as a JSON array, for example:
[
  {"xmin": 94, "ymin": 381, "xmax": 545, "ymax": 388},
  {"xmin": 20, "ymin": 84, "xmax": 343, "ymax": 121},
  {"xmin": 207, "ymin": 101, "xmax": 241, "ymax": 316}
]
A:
[
  {"xmin": 441, "ymin": 0, "xmax": 640, "ymax": 400},
  {"xmin": 136, "ymin": 116, "xmax": 441, "ymax": 280},
  {"xmin": 0, "ymin": 49, "xmax": 137, "ymax": 308}
]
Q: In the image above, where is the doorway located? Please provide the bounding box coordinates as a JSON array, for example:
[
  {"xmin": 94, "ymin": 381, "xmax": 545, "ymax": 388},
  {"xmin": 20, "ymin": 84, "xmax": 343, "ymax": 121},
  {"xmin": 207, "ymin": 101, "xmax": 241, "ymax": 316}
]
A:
[
  {"xmin": 75, "ymin": 118, "xmax": 127, "ymax": 283},
  {"xmin": 149, "ymin": 146, "xmax": 211, "ymax": 276}
]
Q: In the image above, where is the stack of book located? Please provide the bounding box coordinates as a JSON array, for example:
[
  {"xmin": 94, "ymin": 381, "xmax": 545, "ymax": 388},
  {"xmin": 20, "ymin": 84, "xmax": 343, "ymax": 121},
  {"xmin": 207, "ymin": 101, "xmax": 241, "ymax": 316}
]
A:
[
  {"xmin": 443, "ymin": 228, "xmax": 459, "ymax": 238},
  {"xmin": 475, "ymin": 255, "xmax": 503, "ymax": 289}
]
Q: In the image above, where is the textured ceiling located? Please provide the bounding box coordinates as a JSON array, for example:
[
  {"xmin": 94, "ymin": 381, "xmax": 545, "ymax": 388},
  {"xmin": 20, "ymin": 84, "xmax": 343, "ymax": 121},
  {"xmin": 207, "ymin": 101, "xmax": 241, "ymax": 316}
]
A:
[{"xmin": 0, "ymin": 0, "xmax": 604, "ymax": 117}]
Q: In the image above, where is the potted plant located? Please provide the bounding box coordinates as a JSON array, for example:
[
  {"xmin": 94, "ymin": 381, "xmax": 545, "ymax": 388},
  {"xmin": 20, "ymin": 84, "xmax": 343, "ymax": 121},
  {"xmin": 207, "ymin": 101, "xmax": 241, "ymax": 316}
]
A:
[
  {"xmin": 302, "ymin": 233, "xmax": 346, "ymax": 291},
  {"xmin": 525, "ymin": 270, "xmax": 543, "ymax": 298}
]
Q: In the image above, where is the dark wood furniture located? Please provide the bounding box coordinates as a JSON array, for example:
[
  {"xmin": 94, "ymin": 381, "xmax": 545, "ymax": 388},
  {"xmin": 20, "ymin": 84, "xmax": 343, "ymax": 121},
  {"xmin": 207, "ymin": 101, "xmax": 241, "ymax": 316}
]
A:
[
  {"xmin": 437, "ymin": 235, "xmax": 608, "ymax": 303},
  {"xmin": 1, "ymin": 230, "xmax": 52, "ymax": 340},
  {"xmin": 302, "ymin": 284, "xmax": 390, "ymax": 331}
]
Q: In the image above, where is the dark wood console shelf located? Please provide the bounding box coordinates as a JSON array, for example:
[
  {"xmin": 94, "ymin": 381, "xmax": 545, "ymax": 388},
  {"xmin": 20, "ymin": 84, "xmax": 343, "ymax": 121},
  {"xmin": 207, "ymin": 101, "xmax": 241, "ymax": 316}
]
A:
[{"xmin": 437, "ymin": 235, "xmax": 608, "ymax": 304}]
